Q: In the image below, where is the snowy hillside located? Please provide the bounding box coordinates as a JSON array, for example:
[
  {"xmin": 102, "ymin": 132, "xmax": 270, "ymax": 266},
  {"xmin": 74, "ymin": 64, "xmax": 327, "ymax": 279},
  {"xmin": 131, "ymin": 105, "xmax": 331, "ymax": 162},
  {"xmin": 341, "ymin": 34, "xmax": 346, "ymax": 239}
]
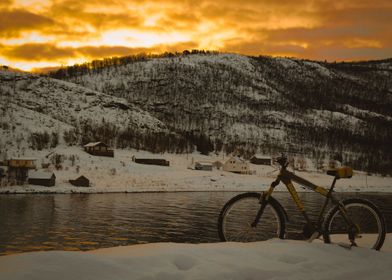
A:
[
  {"xmin": 0, "ymin": 69, "xmax": 167, "ymax": 156},
  {"xmin": 50, "ymin": 52, "xmax": 392, "ymax": 174}
]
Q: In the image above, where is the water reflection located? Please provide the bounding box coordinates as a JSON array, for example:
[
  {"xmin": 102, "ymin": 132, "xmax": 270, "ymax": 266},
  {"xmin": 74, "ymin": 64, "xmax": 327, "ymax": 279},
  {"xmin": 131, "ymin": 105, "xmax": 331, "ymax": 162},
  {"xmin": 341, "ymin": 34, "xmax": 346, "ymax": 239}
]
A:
[{"xmin": 0, "ymin": 192, "xmax": 391, "ymax": 255}]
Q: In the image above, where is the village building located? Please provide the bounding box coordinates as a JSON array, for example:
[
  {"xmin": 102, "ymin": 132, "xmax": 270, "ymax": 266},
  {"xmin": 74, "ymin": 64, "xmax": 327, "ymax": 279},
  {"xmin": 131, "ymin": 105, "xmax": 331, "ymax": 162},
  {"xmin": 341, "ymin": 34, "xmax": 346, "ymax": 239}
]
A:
[
  {"xmin": 28, "ymin": 171, "xmax": 56, "ymax": 187},
  {"xmin": 293, "ymin": 156, "xmax": 307, "ymax": 171},
  {"xmin": 212, "ymin": 161, "xmax": 224, "ymax": 170},
  {"xmin": 195, "ymin": 162, "xmax": 213, "ymax": 171},
  {"xmin": 250, "ymin": 155, "xmax": 272, "ymax": 166},
  {"xmin": 132, "ymin": 156, "xmax": 170, "ymax": 166},
  {"xmin": 223, "ymin": 157, "xmax": 250, "ymax": 174},
  {"xmin": 69, "ymin": 175, "xmax": 90, "ymax": 187},
  {"xmin": 7, "ymin": 158, "xmax": 37, "ymax": 184},
  {"xmin": 83, "ymin": 142, "xmax": 114, "ymax": 157}
]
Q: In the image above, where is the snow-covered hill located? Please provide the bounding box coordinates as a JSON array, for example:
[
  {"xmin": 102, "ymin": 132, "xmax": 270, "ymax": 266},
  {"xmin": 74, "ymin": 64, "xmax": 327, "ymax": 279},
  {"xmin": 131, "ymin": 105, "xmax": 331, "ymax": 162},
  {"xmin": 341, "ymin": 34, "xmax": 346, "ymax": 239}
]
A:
[
  {"xmin": 0, "ymin": 69, "xmax": 167, "ymax": 156},
  {"xmin": 49, "ymin": 52, "xmax": 392, "ymax": 174}
]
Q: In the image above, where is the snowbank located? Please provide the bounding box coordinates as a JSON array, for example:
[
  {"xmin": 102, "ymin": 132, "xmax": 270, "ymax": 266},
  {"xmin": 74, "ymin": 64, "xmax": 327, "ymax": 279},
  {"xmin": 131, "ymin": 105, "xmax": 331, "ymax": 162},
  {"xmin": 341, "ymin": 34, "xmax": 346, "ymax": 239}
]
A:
[{"xmin": 0, "ymin": 239, "xmax": 391, "ymax": 280}]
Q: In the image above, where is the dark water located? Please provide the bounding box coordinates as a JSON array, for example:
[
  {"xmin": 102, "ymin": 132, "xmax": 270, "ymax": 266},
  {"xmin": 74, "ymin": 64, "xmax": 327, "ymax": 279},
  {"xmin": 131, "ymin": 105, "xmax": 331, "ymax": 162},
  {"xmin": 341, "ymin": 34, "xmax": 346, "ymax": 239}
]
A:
[{"xmin": 0, "ymin": 192, "xmax": 391, "ymax": 255}]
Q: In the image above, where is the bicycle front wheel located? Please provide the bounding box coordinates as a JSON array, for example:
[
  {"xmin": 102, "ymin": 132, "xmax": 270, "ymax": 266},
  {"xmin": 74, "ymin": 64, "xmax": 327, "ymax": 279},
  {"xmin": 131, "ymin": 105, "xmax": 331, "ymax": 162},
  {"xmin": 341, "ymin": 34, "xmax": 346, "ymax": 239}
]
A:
[
  {"xmin": 323, "ymin": 198, "xmax": 386, "ymax": 250},
  {"xmin": 218, "ymin": 192, "xmax": 285, "ymax": 242}
]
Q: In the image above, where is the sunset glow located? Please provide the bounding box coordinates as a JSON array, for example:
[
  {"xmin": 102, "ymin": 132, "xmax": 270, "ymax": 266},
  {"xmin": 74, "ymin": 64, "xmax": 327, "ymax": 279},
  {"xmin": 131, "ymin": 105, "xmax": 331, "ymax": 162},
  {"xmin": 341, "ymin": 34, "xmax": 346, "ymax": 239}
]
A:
[{"xmin": 1, "ymin": 0, "xmax": 391, "ymax": 71}]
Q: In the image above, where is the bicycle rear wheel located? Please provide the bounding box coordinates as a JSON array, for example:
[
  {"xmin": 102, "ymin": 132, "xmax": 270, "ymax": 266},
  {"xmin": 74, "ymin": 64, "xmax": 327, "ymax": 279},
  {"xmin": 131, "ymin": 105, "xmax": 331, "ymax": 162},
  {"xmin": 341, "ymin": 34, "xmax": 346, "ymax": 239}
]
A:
[
  {"xmin": 218, "ymin": 192, "xmax": 285, "ymax": 242},
  {"xmin": 323, "ymin": 198, "xmax": 386, "ymax": 250}
]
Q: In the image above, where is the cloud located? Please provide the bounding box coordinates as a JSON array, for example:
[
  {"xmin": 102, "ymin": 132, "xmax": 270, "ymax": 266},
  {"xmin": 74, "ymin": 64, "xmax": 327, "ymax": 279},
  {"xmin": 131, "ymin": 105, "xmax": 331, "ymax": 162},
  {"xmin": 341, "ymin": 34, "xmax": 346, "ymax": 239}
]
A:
[
  {"xmin": 0, "ymin": 41, "xmax": 198, "ymax": 62},
  {"xmin": 0, "ymin": 9, "xmax": 55, "ymax": 38},
  {"xmin": 1, "ymin": 0, "xmax": 391, "ymax": 69},
  {"xmin": 0, "ymin": 43, "xmax": 76, "ymax": 61}
]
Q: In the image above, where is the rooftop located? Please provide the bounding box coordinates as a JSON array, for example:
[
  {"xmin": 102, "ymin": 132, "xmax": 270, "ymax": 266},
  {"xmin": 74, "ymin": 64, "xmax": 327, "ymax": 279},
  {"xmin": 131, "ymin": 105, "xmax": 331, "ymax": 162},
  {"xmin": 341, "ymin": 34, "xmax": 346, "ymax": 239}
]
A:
[{"xmin": 29, "ymin": 171, "xmax": 55, "ymax": 180}]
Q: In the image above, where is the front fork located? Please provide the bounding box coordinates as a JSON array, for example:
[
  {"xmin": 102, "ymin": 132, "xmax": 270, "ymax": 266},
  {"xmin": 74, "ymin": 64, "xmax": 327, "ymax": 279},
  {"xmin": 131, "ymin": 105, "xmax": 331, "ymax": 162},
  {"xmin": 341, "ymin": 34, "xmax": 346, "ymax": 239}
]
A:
[
  {"xmin": 337, "ymin": 202, "xmax": 360, "ymax": 247},
  {"xmin": 251, "ymin": 178, "xmax": 280, "ymax": 227}
]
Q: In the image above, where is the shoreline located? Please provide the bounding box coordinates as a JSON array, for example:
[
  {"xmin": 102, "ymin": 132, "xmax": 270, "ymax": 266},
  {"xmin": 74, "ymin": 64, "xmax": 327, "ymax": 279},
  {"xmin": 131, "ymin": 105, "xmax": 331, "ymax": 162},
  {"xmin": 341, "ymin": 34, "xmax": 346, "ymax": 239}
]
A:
[
  {"xmin": 1, "ymin": 147, "xmax": 391, "ymax": 195},
  {"xmin": 1, "ymin": 188, "xmax": 391, "ymax": 195}
]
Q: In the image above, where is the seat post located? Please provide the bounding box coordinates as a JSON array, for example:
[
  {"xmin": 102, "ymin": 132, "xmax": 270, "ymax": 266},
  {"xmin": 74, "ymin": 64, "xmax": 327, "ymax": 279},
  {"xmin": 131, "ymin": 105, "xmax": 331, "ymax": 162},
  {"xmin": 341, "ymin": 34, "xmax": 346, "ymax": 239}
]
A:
[
  {"xmin": 317, "ymin": 177, "xmax": 338, "ymax": 226},
  {"xmin": 329, "ymin": 177, "xmax": 337, "ymax": 194}
]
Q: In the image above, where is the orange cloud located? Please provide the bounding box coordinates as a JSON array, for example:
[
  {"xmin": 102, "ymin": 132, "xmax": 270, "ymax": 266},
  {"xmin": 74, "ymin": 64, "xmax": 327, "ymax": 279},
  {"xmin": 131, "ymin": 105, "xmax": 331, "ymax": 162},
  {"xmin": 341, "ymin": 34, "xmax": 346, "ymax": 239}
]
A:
[
  {"xmin": 0, "ymin": 8, "xmax": 54, "ymax": 38},
  {"xmin": 0, "ymin": 0, "xmax": 391, "ymax": 70},
  {"xmin": 0, "ymin": 41, "xmax": 198, "ymax": 62}
]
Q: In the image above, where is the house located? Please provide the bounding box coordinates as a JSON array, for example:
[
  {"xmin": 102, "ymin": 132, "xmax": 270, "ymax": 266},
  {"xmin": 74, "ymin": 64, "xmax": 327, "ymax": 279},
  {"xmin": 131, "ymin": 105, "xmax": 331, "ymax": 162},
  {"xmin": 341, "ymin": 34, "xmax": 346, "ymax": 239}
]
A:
[
  {"xmin": 69, "ymin": 175, "xmax": 90, "ymax": 187},
  {"xmin": 7, "ymin": 158, "xmax": 36, "ymax": 169},
  {"xmin": 223, "ymin": 157, "xmax": 250, "ymax": 174},
  {"xmin": 294, "ymin": 156, "xmax": 307, "ymax": 171},
  {"xmin": 195, "ymin": 162, "xmax": 213, "ymax": 171},
  {"xmin": 133, "ymin": 157, "xmax": 170, "ymax": 166},
  {"xmin": 212, "ymin": 161, "xmax": 224, "ymax": 170},
  {"xmin": 7, "ymin": 158, "xmax": 37, "ymax": 183},
  {"xmin": 28, "ymin": 171, "xmax": 56, "ymax": 187},
  {"xmin": 83, "ymin": 142, "xmax": 114, "ymax": 157},
  {"xmin": 250, "ymin": 155, "xmax": 272, "ymax": 166}
]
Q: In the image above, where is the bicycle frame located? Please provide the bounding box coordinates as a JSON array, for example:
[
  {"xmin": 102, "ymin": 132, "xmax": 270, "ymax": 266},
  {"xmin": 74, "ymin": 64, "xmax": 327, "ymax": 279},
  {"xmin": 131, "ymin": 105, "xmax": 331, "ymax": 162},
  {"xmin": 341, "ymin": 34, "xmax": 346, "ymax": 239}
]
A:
[{"xmin": 261, "ymin": 168, "xmax": 354, "ymax": 235}]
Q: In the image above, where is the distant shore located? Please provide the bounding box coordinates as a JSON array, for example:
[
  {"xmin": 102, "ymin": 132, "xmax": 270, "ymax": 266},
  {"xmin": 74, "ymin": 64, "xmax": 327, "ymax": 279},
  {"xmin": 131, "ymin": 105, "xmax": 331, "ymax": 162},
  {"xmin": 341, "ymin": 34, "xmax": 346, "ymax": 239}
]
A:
[{"xmin": 1, "ymin": 147, "xmax": 391, "ymax": 194}]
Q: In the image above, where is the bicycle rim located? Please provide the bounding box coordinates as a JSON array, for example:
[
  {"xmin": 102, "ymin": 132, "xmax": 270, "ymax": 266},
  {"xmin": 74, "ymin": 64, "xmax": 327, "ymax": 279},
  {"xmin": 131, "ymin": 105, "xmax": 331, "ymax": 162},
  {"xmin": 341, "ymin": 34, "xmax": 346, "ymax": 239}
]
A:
[
  {"xmin": 327, "ymin": 202, "xmax": 384, "ymax": 249},
  {"xmin": 221, "ymin": 195, "xmax": 282, "ymax": 242}
]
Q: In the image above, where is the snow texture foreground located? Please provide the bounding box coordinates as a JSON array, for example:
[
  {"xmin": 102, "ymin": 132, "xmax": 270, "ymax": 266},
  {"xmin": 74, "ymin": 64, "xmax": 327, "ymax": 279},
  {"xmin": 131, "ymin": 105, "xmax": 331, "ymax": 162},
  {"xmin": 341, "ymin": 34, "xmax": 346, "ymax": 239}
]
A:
[{"xmin": 0, "ymin": 240, "xmax": 391, "ymax": 280}]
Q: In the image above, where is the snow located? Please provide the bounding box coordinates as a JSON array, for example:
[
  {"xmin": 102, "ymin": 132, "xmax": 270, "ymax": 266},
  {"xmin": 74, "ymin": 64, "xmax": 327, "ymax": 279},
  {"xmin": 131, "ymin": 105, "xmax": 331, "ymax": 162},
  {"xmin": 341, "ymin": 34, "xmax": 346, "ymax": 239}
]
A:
[
  {"xmin": 343, "ymin": 104, "xmax": 392, "ymax": 122},
  {"xmin": 28, "ymin": 170, "xmax": 55, "ymax": 179},
  {"xmin": 308, "ymin": 110, "xmax": 365, "ymax": 128},
  {"xmin": 303, "ymin": 61, "xmax": 333, "ymax": 77},
  {"xmin": 275, "ymin": 57, "xmax": 300, "ymax": 69},
  {"xmin": 0, "ymin": 239, "xmax": 391, "ymax": 280},
  {"xmin": 178, "ymin": 53, "xmax": 256, "ymax": 74},
  {"xmin": 1, "ymin": 146, "xmax": 391, "ymax": 194}
]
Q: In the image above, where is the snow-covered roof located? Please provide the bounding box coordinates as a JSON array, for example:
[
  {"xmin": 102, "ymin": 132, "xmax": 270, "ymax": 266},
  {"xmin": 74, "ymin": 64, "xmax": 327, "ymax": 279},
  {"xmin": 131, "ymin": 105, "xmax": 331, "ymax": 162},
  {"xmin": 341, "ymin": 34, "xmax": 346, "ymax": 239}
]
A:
[
  {"xmin": 227, "ymin": 156, "xmax": 245, "ymax": 163},
  {"xmin": 84, "ymin": 142, "xmax": 106, "ymax": 147},
  {"xmin": 252, "ymin": 154, "xmax": 271, "ymax": 159},
  {"xmin": 29, "ymin": 171, "xmax": 55, "ymax": 179},
  {"xmin": 74, "ymin": 175, "xmax": 89, "ymax": 181},
  {"xmin": 195, "ymin": 161, "xmax": 213, "ymax": 166},
  {"xmin": 9, "ymin": 158, "xmax": 37, "ymax": 161}
]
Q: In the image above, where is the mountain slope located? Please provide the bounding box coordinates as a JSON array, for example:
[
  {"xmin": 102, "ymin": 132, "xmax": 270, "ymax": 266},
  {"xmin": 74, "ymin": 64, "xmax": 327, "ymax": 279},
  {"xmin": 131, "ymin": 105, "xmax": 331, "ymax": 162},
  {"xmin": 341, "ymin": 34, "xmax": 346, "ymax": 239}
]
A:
[
  {"xmin": 0, "ymin": 69, "xmax": 170, "ymax": 157},
  {"xmin": 49, "ymin": 53, "xmax": 392, "ymax": 174}
]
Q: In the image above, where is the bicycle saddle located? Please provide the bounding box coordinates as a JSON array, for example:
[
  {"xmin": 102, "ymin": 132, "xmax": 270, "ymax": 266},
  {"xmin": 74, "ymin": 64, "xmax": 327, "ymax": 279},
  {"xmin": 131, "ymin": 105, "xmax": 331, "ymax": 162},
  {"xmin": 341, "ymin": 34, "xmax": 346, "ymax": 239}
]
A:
[{"xmin": 327, "ymin": 167, "xmax": 353, "ymax": 179}]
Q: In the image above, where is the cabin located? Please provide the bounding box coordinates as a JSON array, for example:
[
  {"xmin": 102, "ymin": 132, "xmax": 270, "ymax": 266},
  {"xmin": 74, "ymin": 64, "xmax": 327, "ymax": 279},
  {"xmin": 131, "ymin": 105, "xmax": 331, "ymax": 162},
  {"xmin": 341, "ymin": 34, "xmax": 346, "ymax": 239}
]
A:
[
  {"xmin": 83, "ymin": 142, "xmax": 114, "ymax": 157},
  {"xmin": 28, "ymin": 171, "xmax": 56, "ymax": 187},
  {"xmin": 294, "ymin": 156, "xmax": 307, "ymax": 171},
  {"xmin": 250, "ymin": 155, "xmax": 272, "ymax": 166},
  {"xmin": 69, "ymin": 175, "xmax": 90, "ymax": 187},
  {"xmin": 133, "ymin": 157, "xmax": 170, "ymax": 166},
  {"xmin": 7, "ymin": 158, "xmax": 37, "ymax": 183},
  {"xmin": 212, "ymin": 161, "xmax": 224, "ymax": 170},
  {"xmin": 195, "ymin": 162, "xmax": 213, "ymax": 171},
  {"xmin": 7, "ymin": 158, "xmax": 37, "ymax": 169},
  {"xmin": 223, "ymin": 157, "xmax": 250, "ymax": 174}
]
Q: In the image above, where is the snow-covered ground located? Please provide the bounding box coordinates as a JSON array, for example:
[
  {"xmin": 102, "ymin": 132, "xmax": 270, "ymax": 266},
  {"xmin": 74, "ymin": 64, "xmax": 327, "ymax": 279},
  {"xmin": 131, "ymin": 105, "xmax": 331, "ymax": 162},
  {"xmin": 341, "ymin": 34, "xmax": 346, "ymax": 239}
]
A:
[
  {"xmin": 0, "ymin": 239, "xmax": 391, "ymax": 280},
  {"xmin": 1, "ymin": 146, "xmax": 391, "ymax": 193}
]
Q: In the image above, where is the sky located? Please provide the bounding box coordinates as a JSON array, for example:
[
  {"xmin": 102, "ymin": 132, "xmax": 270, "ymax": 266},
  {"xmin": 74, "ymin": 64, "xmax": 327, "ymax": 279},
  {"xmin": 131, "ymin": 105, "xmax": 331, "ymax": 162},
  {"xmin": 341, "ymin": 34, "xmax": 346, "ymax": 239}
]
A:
[{"xmin": 0, "ymin": 0, "xmax": 391, "ymax": 71}]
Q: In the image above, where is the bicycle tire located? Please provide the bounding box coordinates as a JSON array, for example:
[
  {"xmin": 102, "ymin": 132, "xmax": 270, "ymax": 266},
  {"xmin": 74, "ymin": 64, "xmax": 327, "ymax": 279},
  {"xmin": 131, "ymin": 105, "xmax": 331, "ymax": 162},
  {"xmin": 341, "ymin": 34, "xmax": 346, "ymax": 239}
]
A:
[
  {"xmin": 218, "ymin": 192, "xmax": 286, "ymax": 242},
  {"xmin": 323, "ymin": 198, "xmax": 386, "ymax": 250}
]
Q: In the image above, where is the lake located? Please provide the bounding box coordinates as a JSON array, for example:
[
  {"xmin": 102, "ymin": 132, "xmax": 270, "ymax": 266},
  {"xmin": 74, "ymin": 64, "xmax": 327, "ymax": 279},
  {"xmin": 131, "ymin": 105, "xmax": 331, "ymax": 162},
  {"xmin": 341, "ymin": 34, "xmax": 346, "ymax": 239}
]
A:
[{"xmin": 0, "ymin": 192, "xmax": 391, "ymax": 255}]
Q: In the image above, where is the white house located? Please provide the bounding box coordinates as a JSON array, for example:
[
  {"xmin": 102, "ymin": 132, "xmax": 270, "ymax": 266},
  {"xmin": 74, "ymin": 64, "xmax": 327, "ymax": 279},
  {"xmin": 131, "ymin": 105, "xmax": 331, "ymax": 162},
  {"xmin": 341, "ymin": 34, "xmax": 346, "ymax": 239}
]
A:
[{"xmin": 223, "ymin": 157, "xmax": 250, "ymax": 174}]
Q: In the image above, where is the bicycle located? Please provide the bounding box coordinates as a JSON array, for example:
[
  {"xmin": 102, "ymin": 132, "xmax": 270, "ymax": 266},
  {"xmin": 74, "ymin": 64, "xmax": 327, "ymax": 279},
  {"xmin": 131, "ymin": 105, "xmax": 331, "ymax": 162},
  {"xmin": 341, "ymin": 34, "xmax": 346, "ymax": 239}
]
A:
[{"xmin": 218, "ymin": 156, "xmax": 386, "ymax": 250}]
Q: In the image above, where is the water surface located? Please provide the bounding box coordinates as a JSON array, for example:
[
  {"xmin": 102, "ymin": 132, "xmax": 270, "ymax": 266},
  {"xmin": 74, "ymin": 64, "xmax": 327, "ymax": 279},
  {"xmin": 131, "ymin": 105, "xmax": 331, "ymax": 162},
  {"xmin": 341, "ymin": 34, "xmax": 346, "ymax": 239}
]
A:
[{"xmin": 0, "ymin": 192, "xmax": 391, "ymax": 255}]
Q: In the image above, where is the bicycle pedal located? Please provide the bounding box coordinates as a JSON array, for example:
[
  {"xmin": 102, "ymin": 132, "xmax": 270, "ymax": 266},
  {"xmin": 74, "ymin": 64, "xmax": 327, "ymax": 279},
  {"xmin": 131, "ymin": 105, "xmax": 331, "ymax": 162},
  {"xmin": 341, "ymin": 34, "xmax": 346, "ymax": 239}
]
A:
[
  {"xmin": 307, "ymin": 231, "xmax": 320, "ymax": 243},
  {"xmin": 337, "ymin": 242, "xmax": 352, "ymax": 250}
]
